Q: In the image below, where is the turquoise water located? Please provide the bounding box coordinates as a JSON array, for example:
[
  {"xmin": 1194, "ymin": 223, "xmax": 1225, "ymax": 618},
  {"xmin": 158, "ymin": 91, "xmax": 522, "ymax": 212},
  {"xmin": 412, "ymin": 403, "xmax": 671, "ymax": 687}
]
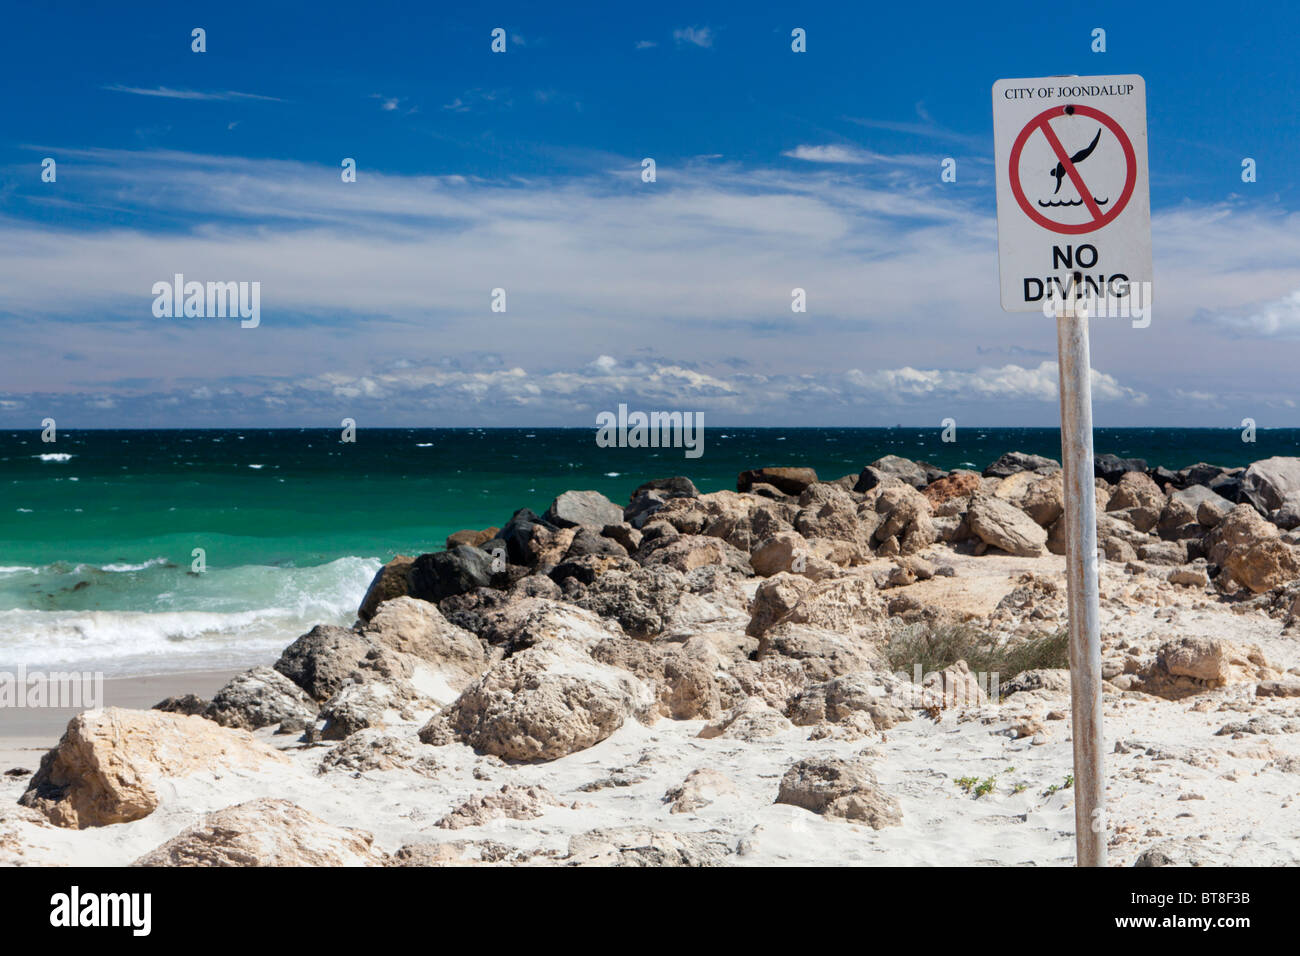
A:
[{"xmin": 2, "ymin": 427, "xmax": 1296, "ymax": 675}]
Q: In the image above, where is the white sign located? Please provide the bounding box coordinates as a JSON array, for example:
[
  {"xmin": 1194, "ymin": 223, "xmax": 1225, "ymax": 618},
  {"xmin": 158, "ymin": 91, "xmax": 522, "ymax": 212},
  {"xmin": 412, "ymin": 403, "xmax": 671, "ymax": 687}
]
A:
[{"xmin": 992, "ymin": 75, "xmax": 1152, "ymax": 314}]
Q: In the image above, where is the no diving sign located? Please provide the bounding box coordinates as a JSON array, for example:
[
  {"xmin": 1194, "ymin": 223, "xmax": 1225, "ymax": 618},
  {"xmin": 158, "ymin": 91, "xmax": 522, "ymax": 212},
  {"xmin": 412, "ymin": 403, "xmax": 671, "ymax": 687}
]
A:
[{"xmin": 993, "ymin": 75, "xmax": 1152, "ymax": 314}]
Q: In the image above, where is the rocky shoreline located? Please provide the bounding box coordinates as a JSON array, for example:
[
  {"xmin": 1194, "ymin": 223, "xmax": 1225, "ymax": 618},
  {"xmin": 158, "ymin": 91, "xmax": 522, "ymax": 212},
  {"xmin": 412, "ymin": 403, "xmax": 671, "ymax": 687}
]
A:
[{"xmin": 4, "ymin": 450, "xmax": 1300, "ymax": 866}]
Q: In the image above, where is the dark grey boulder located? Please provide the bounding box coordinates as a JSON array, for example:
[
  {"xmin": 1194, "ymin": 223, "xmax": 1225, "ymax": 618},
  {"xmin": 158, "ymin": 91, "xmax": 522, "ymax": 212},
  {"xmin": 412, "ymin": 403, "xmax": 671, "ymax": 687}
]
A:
[
  {"xmin": 549, "ymin": 554, "xmax": 637, "ymax": 588},
  {"xmin": 437, "ymin": 586, "xmax": 510, "ymax": 638},
  {"xmin": 629, "ymin": 477, "xmax": 699, "ymax": 500},
  {"xmin": 544, "ymin": 490, "xmax": 625, "ymax": 529},
  {"xmin": 565, "ymin": 526, "xmax": 629, "ymax": 559},
  {"xmin": 1095, "ymin": 454, "xmax": 1148, "ymax": 482},
  {"xmin": 852, "ymin": 466, "xmax": 890, "ymax": 493},
  {"xmin": 491, "ymin": 508, "xmax": 558, "ymax": 566},
  {"xmin": 736, "ymin": 467, "xmax": 818, "ymax": 495},
  {"xmin": 624, "ymin": 490, "xmax": 667, "ymax": 529},
  {"xmin": 983, "ymin": 452, "xmax": 1060, "ymax": 478},
  {"xmin": 153, "ymin": 694, "xmax": 209, "ymax": 716},
  {"xmin": 1148, "ymin": 465, "xmax": 1179, "ymax": 489},
  {"xmin": 409, "ymin": 546, "xmax": 499, "ymax": 603}
]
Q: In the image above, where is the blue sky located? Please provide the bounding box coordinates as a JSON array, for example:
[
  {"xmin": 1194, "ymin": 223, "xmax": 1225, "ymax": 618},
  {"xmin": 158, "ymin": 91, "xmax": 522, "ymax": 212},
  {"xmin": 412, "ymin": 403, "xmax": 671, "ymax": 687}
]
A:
[{"xmin": 1, "ymin": 0, "xmax": 1298, "ymax": 427}]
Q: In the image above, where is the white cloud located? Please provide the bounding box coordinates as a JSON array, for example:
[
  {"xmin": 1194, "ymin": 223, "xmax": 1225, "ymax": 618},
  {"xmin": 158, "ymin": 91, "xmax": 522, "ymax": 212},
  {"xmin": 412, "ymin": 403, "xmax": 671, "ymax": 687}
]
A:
[
  {"xmin": 783, "ymin": 145, "xmax": 871, "ymax": 165},
  {"xmin": 103, "ymin": 85, "xmax": 281, "ymax": 102},
  {"xmin": 782, "ymin": 144, "xmax": 937, "ymax": 168},
  {"xmin": 844, "ymin": 363, "xmax": 1145, "ymax": 405},
  {"xmin": 1210, "ymin": 289, "xmax": 1300, "ymax": 338},
  {"xmin": 0, "ymin": 147, "xmax": 1294, "ymax": 425},
  {"xmin": 673, "ymin": 26, "xmax": 713, "ymax": 48}
]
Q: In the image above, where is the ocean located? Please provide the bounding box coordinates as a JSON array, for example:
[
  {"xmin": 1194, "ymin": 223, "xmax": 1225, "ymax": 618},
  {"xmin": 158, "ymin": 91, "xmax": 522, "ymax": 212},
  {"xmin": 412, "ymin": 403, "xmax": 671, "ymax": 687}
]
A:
[{"xmin": 3, "ymin": 427, "xmax": 1297, "ymax": 677}]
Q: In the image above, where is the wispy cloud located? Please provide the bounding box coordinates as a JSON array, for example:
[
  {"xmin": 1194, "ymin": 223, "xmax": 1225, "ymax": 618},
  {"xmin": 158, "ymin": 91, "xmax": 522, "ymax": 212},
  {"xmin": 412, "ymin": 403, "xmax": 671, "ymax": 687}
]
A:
[
  {"xmin": 1208, "ymin": 289, "xmax": 1300, "ymax": 339},
  {"xmin": 103, "ymin": 85, "xmax": 282, "ymax": 102},
  {"xmin": 371, "ymin": 93, "xmax": 419, "ymax": 114},
  {"xmin": 673, "ymin": 26, "xmax": 713, "ymax": 48},
  {"xmin": 0, "ymin": 147, "xmax": 1297, "ymax": 425},
  {"xmin": 845, "ymin": 114, "xmax": 985, "ymax": 150},
  {"xmin": 441, "ymin": 89, "xmax": 505, "ymax": 113},
  {"xmin": 782, "ymin": 144, "xmax": 936, "ymax": 168}
]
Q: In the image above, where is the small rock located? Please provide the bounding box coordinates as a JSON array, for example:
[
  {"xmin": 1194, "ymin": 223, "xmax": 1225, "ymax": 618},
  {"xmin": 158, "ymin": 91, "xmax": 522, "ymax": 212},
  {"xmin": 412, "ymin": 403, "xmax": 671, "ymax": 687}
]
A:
[{"xmin": 776, "ymin": 755, "xmax": 902, "ymax": 829}]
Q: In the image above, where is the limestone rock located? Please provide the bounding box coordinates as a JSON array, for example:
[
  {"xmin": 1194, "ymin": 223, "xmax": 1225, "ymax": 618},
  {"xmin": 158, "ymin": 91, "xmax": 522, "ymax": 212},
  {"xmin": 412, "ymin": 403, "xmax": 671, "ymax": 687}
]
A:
[
  {"xmin": 871, "ymin": 484, "xmax": 935, "ymax": 555},
  {"xmin": 1159, "ymin": 485, "xmax": 1231, "ymax": 531},
  {"xmin": 1151, "ymin": 636, "xmax": 1275, "ymax": 690},
  {"xmin": 436, "ymin": 784, "xmax": 563, "ymax": 829},
  {"xmin": 638, "ymin": 533, "xmax": 753, "ymax": 575},
  {"xmin": 422, "ymin": 641, "xmax": 654, "ymax": 761},
  {"xmin": 624, "ymin": 491, "xmax": 667, "ymax": 529},
  {"xmin": 565, "ymin": 827, "xmax": 734, "ymax": 866},
  {"xmin": 572, "ymin": 565, "xmax": 684, "ymax": 637},
  {"xmin": 318, "ymin": 679, "xmax": 433, "ymax": 740},
  {"xmin": 1168, "ymin": 565, "xmax": 1210, "ymax": 588},
  {"xmin": 1207, "ymin": 503, "xmax": 1278, "ymax": 567},
  {"xmin": 589, "ymin": 637, "xmax": 727, "ymax": 720},
  {"xmin": 205, "ymin": 666, "xmax": 319, "ymax": 731},
  {"xmin": 1020, "ymin": 472, "xmax": 1065, "ymax": 526},
  {"xmin": 1137, "ymin": 540, "xmax": 1187, "ymax": 566},
  {"xmin": 1105, "ymin": 471, "xmax": 1164, "ymax": 532},
  {"xmin": 664, "ymin": 768, "xmax": 739, "ymax": 813},
  {"xmin": 748, "ymin": 572, "xmax": 806, "ymax": 639},
  {"xmin": 992, "ymin": 470, "xmax": 1042, "ymax": 508},
  {"xmin": 922, "ymin": 659, "xmax": 988, "ymax": 709},
  {"xmin": 131, "ymin": 799, "xmax": 384, "ymax": 866},
  {"xmin": 788, "ymin": 671, "xmax": 914, "ymax": 730},
  {"xmin": 923, "ymin": 470, "xmax": 982, "ymax": 506},
  {"xmin": 967, "ymin": 495, "xmax": 1047, "ymax": 556},
  {"xmin": 697, "ymin": 697, "xmax": 793, "ymax": 741},
  {"xmin": 601, "ymin": 522, "xmax": 642, "ymax": 552},
  {"xmin": 491, "ymin": 508, "xmax": 560, "ymax": 566},
  {"xmin": 20, "ymin": 708, "xmax": 287, "ymax": 829},
  {"xmin": 1000, "ymin": 668, "xmax": 1071, "ymax": 697},
  {"xmin": 776, "ymin": 755, "xmax": 902, "ymax": 828},
  {"xmin": 361, "ymin": 597, "xmax": 489, "ymax": 704},
  {"xmin": 318, "ymin": 729, "xmax": 442, "ymax": 775},
  {"xmin": 445, "ymin": 527, "xmax": 499, "ymax": 550},
  {"xmin": 1224, "ymin": 539, "xmax": 1300, "ymax": 593},
  {"xmin": 1242, "ymin": 456, "xmax": 1300, "ymax": 513},
  {"xmin": 756, "ymin": 623, "xmax": 883, "ymax": 682},
  {"xmin": 473, "ymin": 597, "xmax": 623, "ymax": 654},
  {"xmin": 274, "ymin": 624, "xmax": 410, "ymax": 702},
  {"xmin": 794, "ymin": 485, "xmax": 872, "ymax": 560},
  {"xmin": 771, "ymin": 573, "xmax": 888, "ymax": 637}
]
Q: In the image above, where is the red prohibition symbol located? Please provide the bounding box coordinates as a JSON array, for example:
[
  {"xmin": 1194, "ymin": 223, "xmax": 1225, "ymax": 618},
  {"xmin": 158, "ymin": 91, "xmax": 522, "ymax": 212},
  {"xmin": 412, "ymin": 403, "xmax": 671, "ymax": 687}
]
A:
[{"xmin": 1008, "ymin": 104, "xmax": 1137, "ymax": 235}]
